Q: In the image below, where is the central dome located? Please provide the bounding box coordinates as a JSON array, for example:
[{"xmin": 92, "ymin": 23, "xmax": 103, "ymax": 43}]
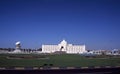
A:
[{"xmin": 60, "ymin": 39, "xmax": 67, "ymax": 45}]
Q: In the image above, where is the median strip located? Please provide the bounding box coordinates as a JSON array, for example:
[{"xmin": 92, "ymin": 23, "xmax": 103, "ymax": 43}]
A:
[
  {"xmin": 33, "ymin": 67, "xmax": 39, "ymax": 70},
  {"xmin": 51, "ymin": 67, "xmax": 60, "ymax": 69},
  {"xmin": 15, "ymin": 67, "xmax": 25, "ymax": 70},
  {"xmin": 67, "ymin": 67, "xmax": 75, "ymax": 69},
  {"xmin": 94, "ymin": 66, "xmax": 101, "ymax": 68},
  {"xmin": 0, "ymin": 67, "xmax": 6, "ymax": 70},
  {"xmin": 0, "ymin": 66, "xmax": 120, "ymax": 70},
  {"xmin": 81, "ymin": 67, "xmax": 89, "ymax": 69},
  {"xmin": 105, "ymin": 66, "xmax": 111, "ymax": 68},
  {"xmin": 39, "ymin": 67, "xmax": 43, "ymax": 70},
  {"xmin": 115, "ymin": 66, "xmax": 120, "ymax": 68}
]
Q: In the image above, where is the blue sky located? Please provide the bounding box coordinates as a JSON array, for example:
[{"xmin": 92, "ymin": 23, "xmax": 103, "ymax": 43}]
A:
[{"xmin": 0, "ymin": 0, "xmax": 120, "ymax": 50}]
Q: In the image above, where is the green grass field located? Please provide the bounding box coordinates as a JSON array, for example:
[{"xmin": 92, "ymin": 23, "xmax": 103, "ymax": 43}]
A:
[{"xmin": 0, "ymin": 54, "xmax": 120, "ymax": 67}]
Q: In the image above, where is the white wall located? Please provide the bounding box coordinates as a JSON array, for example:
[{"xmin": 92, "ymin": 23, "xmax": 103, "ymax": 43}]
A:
[{"xmin": 42, "ymin": 44, "xmax": 86, "ymax": 54}]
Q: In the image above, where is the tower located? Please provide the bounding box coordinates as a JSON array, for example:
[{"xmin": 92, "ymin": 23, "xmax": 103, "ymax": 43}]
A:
[
  {"xmin": 12, "ymin": 41, "xmax": 22, "ymax": 53},
  {"xmin": 15, "ymin": 41, "xmax": 21, "ymax": 50}
]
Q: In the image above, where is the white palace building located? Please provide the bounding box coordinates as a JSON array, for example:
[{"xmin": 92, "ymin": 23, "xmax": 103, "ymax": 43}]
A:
[{"xmin": 42, "ymin": 40, "xmax": 86, "ymax": 54}]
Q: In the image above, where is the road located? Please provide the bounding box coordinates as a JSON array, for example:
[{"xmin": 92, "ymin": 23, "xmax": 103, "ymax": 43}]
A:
[{"xmin": 0, "ymin": 67, "xmax": 120, "ymax": 74}]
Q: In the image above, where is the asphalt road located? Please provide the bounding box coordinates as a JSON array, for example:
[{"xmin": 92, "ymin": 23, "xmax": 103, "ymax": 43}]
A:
[{"xmin": 0, "ymin": 67, "xmax": 120, "ymax": 74}]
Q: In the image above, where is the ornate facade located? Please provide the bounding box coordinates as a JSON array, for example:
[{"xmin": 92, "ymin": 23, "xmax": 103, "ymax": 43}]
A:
[{"xmin": 42, "ymin": 40, "xmax": 86, "ymax": 54}]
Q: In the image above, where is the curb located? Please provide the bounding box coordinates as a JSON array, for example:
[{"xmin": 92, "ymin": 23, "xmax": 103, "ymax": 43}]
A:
[{"xmin": 0, "ymin": 66, "xmax": 120, "ymax": 70}]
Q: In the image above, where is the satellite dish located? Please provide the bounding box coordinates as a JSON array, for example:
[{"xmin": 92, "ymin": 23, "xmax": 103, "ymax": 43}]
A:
[{"xmin": 15, "ymin": 41, "xmax": 21, "ymax": 45}]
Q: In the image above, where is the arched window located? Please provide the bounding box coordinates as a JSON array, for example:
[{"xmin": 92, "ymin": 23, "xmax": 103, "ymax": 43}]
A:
[{"xmin": 60, "ymin": 46, "xmax": 64, "ymax": 51}]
